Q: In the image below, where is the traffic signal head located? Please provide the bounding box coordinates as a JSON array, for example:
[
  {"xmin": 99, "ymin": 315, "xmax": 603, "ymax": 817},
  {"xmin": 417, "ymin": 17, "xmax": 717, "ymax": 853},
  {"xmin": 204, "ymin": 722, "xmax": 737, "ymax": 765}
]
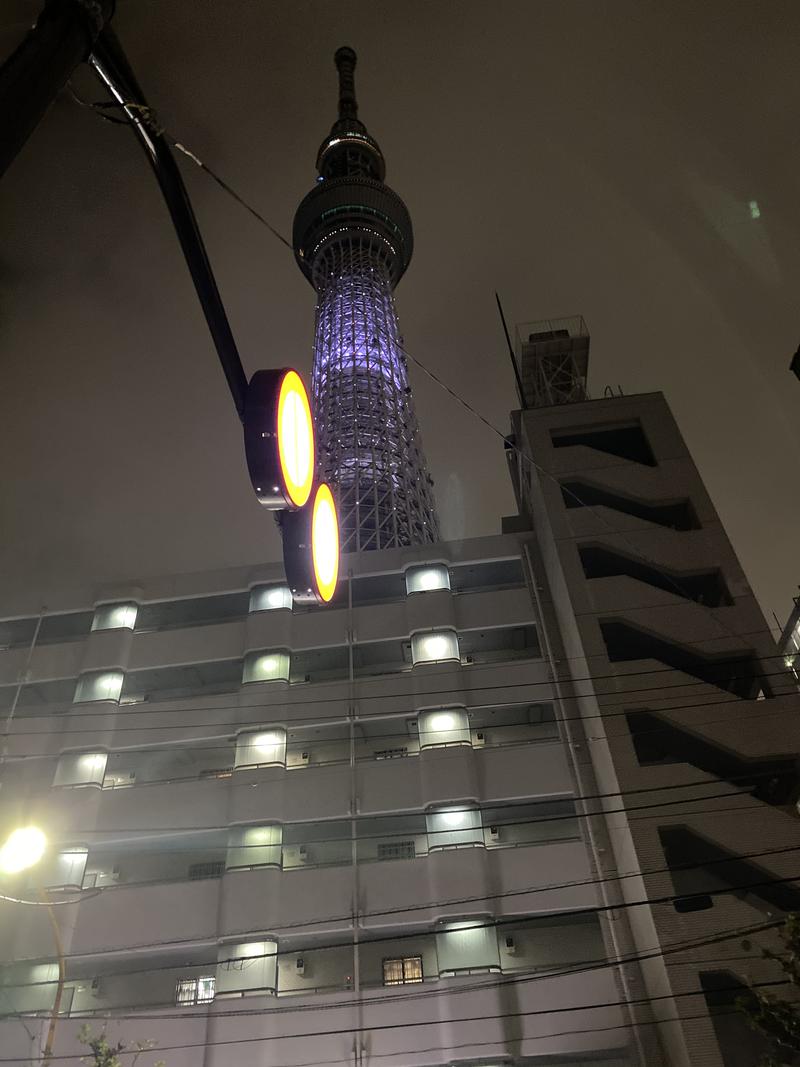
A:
[
  {"xmin": 244, "ymin": 368, "xmax": 315, "ymax": 509},
  {"xmin": 282, "ymin": 481, "xmax": 340, "ymax": 605}
]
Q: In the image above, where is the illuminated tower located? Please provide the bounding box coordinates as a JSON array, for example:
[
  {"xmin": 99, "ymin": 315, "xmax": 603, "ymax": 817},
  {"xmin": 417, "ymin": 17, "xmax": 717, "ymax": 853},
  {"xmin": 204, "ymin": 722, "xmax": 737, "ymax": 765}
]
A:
[{"xmin": 293, "ymin": 47, "xmax": 439, "ymax": 553}]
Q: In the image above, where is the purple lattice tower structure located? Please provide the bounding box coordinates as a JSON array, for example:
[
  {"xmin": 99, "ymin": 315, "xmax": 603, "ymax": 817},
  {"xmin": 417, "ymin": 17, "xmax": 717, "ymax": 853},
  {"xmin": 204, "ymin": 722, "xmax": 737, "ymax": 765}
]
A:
[{"xmin": 293, "ymin": 47, "xmax": 439, "ymax": 553}]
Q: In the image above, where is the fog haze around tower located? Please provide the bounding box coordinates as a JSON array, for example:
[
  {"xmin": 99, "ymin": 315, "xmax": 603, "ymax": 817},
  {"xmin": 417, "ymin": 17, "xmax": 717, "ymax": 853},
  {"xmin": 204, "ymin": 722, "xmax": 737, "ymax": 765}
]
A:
[{"xmin": 0, "ymin": 0, "xmax": 798, "ymax": 619}]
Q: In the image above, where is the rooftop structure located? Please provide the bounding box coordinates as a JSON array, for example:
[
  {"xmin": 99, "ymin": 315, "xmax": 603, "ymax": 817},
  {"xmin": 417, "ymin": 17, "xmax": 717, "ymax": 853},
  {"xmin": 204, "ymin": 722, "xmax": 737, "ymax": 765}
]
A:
[
  {"xmin": 293, "ymin": 48, "xmax": 439, "ymax": 553},
  {"xmin": 516, "ymin": 314, "xmax": 590, "ymax": 408}
]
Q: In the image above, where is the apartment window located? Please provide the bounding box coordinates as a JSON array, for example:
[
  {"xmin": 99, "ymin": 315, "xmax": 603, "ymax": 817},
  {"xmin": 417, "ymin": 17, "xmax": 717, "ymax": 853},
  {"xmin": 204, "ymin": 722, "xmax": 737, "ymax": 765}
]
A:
[
  {"xmin": 234, "ymin": 729, "xmax": 287, "ymax": 769},
  {"xmin": 374, "ymin": 747, "xmax": 408, "ymax": 760},
  {"xmin": 382, "ymin": 956, "xmax": 423, "ymax": 986},
  {"xmin": 175, "ymin": 975, "xmax": 215, "ymax": 1006},
  {"xmin": 426, "ymin": 807, "xmax": 483, "ymax": 849},
  {"xmin": 377, "ymin": 841, "xmax": 416, "ymax": 862},
  {"xmin": 249, "ymin": 584, "xmax": 292, "ymax": 612},
  {"xmin": 92, "ymin": 602, "xmax": 138, "ymax": 631},
  {"xmin": 411, "ymin": 630, "xmax": 459, "ymax": 665},
  {"xmin": 242, "ymin": 650, "xmax": 290, "ymax": 684},
  {"xmin": 405, "ymin": 564, "xmax": 450, "ymax": 594},
  {"xmin": 73, "ymin": 670, "xmax": 124, "ymax": 704},
  {"xmin": 418, "ymin": 707, "xmax": 470, "ymax": 748},
  {"xmin": 52, "ymin": 751, "xmax": 107, "ymax": 788}
]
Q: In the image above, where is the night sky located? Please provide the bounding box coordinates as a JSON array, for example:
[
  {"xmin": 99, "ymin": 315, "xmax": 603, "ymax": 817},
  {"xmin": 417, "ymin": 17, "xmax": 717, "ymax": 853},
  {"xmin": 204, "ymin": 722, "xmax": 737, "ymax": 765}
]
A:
[{"xmin": 1, "ymin": 1, "xmax": 798, "ymax": 624}]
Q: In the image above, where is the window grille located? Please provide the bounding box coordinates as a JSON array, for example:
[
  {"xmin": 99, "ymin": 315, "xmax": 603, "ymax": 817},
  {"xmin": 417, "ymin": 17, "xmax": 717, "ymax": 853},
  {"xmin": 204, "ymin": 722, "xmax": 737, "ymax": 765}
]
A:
[
  {"xmin": 382, "ymin": 956, "xmax": 423, "ymax": 986},
  {"xmin": 175, "ymin": 975, "xmax": 215, "ymax": 1005},
  {"xmin": 377, "ymin": 840, "xmax": 415, "ymax": 861},
  {"xmin": 188, "ymin": 861, "xmax": 225, "ymax": 880},
  {"xmin": 374, "ymin": 746, "xmax": 408, "ymax": 760}
]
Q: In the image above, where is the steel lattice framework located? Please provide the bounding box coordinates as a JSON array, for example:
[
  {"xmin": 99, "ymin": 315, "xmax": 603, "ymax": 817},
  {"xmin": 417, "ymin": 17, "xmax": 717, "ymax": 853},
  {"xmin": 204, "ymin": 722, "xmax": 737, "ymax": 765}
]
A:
[{"xmin": 293, "ymin": 48, "xmax": 439, "ymax": 554}]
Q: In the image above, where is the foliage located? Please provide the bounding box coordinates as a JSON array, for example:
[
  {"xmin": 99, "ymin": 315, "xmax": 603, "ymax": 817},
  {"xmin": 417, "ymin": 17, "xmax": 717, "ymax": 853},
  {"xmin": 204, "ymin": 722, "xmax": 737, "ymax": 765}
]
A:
[
  {"xmin": 737, "ymin": 914, "xmax": 800, "ymax": 1066},
  {"xmin": 77, "ymin": 1024, "xmax": 165, "ymax": 1067}
]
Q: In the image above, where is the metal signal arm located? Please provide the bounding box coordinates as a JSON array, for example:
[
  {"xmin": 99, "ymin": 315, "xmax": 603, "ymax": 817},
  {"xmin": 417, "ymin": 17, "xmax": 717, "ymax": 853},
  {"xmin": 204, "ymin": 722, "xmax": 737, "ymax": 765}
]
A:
[{"xmin": 89, "ymin": 27, "xmax": 249, "ymax": 420}]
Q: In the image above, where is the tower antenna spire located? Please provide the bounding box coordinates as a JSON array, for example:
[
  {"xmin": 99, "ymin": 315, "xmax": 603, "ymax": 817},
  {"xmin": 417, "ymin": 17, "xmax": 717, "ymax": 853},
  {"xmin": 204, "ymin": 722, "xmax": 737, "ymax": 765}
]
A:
[{"xmin": 334, "ymin": 46, "xmax": 358, "ymax": 121}]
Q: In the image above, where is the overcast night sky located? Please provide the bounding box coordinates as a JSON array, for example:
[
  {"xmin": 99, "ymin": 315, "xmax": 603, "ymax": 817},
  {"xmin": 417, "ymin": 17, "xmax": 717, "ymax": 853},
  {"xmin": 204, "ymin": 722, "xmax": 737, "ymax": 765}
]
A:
[{"xmin": 1, "ymin": 0, "xmax": 798, "ymax": 623}]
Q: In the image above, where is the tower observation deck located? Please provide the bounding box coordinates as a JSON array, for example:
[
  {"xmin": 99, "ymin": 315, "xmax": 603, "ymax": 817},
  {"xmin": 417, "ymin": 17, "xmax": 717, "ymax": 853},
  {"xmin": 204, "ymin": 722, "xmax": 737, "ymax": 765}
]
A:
[{"xmin": 293, "ymin": 47, "xmax": 439, "ymax": 554}]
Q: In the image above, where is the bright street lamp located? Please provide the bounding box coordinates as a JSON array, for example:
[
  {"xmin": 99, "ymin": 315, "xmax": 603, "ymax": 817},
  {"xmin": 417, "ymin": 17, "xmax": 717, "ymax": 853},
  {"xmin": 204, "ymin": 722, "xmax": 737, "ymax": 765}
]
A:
[{"xmin": 0, "ymin": 826, "xmax": 47, "ymax": 875}]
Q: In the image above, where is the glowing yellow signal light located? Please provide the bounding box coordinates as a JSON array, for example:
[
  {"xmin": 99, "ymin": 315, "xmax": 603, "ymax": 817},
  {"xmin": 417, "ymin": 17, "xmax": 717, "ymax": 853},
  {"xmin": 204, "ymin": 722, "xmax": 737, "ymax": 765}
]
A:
[
  {"xmin": 282, "ymin": 482, "xmax": 340, "ymax": 605},
  {"xmin": 311, "ymin": 483, "xmax": 339, "ymax": 603},
  {"xmin": 277, "ymin": 370, "xmax": 314, "ymax": 508},
  {"xmin": 244, "ymin": 368, "xmax": 315, "ymax": 510}
]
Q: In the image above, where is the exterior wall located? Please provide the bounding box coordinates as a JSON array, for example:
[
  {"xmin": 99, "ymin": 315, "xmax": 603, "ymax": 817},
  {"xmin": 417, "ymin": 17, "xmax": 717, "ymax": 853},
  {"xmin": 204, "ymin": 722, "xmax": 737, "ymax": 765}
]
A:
[
  {"xmin": 0, "ymin": 531, "xmax": 636, "ymax": 1067},
  {"xmin": 512, "ymin": 391, "xmax": 800, "ymax": 1067}
]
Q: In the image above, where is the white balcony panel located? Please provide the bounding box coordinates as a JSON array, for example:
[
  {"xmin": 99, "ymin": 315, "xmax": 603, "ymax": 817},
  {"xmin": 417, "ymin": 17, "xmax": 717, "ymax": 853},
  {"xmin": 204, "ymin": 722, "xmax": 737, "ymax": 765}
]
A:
[
  {"xmin": 455, "ymin": 586, "xmax": 536, "ymax": 631},
  {"xmin": 69, "ymin": 877, "xmax": 219, "ymax": 956},
  {"xmin": 130, "ymin": 620, "xmax": 246, "ymax": 671},
  {"xmin": 478, "ymin": 740, "xmax": 572, "ymax": 800},
  {"xmin": 359, "ymin": 838, "xmax": 592, "ymax": 929},
  {"xmin": 220, "ymin": 865, "xmax": 352, "ymax": 939}
]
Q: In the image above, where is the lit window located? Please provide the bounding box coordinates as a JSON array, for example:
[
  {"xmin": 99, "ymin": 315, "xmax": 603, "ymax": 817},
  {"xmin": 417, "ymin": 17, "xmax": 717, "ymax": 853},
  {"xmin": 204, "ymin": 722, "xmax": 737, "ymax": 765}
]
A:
[
  {"xmin": 242, "ymin": 650, "xmax": 290, "ymax": 683},
  {"xmin": 411, "ymin": 630, "xmax": 459, "ymax": 665},
  {"xmin": 53, "ymin": 751, "xmax": 107, "ymax": 788},
  {"xmin": 73, "ymin": 671, "xmax": 124, "ymax": 704},
  {"xmin": 405, "ymin": 565, "xmax": 450, "ymax": 595},
  {"xmin": 91, "ymin": 603, "xmax": 138, "ymax": 632},
  {"xmin": 418, "ymin": 707, "xmax": 470, "ymax": 748},
  {"xmin": 382, "ymin": 956, "xmax": 423, "ymax": 986},
  {"xmin": 426, "ymin": 806, "xmax": 483, "ymax": 849},
  {"xmin": 249, "ymin": 585, "xmax": 292, "ymax": 612},
  {"xmin": 226, "ymin": 825, "xmax": 282, "ymax": 869},
  {"xmin": 215, "ymin": 941, "xmax": 277, "ymax": 996},
  {"xmin": 234, "ymin": 729, "xmax": 287, "ymax": 768},
  {"xmin": 175, "ymin": 975, "xmax": 215, "ymax": 1006}
]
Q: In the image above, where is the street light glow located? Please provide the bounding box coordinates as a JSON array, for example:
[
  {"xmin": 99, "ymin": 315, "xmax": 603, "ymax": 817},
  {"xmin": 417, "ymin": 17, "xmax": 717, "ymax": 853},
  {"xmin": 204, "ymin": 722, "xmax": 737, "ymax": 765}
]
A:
[{"xmin": 0, "ymin": 826, "xmax": 47, "ymax": 875}]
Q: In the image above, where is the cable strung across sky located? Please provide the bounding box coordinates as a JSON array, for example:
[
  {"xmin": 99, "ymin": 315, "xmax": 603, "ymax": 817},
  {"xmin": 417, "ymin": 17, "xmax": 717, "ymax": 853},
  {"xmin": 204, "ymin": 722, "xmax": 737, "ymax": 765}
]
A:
[{"xmin": 293, "ymin": 47, "xmax": 439, "ymax": 553}]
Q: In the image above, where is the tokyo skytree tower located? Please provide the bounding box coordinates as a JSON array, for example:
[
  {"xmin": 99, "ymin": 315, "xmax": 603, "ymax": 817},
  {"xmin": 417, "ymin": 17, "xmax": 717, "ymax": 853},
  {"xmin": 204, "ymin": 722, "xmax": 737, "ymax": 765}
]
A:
[{"xmin": 293, "ymin": 47, "xmax": 440, "ymax": 554}]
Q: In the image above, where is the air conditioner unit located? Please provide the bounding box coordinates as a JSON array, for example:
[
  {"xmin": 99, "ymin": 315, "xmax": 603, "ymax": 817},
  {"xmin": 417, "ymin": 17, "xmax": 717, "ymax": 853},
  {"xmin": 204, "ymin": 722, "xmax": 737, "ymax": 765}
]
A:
[
  {"xmin": 489, "ymin": 825, "xmax": 500, "ymax": 842},
  {"xmin": 295, "ymin": 958, "xmax": 305, "ymax": 975},
  {"xmin": 504, "ymin": 936, "xmax": 516, "ymax": 956}
]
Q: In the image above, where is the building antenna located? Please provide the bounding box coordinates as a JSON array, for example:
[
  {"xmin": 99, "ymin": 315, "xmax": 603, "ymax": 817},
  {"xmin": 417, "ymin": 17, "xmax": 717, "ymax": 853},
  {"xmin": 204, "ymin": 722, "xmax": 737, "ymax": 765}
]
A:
[{"xmin": 495, "ymin": 292, "xmax": 525, "ymax": 407}]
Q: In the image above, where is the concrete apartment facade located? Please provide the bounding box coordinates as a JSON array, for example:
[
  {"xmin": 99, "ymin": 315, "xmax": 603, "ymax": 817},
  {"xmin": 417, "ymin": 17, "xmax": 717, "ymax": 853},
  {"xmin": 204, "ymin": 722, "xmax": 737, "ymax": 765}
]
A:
[{"xmin": 0, "ymin": 528, "xmax": 645, "ymax": 1067}]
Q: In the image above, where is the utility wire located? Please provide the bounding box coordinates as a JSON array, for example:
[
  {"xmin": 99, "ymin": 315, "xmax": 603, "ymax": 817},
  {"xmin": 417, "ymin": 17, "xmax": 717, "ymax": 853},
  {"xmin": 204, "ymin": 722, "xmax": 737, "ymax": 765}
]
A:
[
  {"xmin": 4, "ymin": 656, "xmax": 796, "ymax": 740},
  {"xmin": 27, "ymin": 765, "xmax": 796, "ymax": 840},
  {"xmin": 8, "ymin": 842, "xmax": 800, "ymax": 989},
  {"xmin": 62, "ymin": 84, "xmax": 796, "ymax": 673},
  {"xmin": 9, "ymin": 854, "xmax": 800, "ymax": 976},
  {"xmin": 1, "ymin": 971, "xmax": 789, "ymax": 1058}
]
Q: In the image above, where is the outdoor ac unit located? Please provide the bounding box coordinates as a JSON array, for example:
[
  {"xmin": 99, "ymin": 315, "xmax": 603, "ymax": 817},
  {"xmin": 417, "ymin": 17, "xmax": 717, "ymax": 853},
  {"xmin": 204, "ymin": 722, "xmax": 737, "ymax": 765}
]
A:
[
  {"xmin": 295, "ymin": 958, "xmax": 305, "ymax": 975},
  {"xmin": 505, "ymin": 936, "xmax": 516, "ymax": 956},
  {"xmin": 489, "ymin": 825, "xmax": 500, "ymax": 842}
]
